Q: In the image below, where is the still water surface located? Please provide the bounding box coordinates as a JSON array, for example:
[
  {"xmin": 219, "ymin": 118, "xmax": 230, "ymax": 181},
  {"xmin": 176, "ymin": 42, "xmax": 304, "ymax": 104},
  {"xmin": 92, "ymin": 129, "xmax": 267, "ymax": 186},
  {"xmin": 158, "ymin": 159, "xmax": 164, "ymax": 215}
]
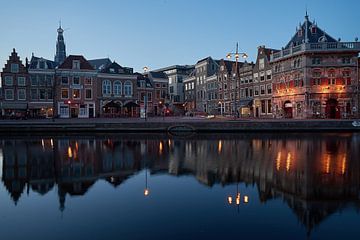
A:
[{"xmin": 0, "ymin": 133, "xmax": 360, "ymax": 239}]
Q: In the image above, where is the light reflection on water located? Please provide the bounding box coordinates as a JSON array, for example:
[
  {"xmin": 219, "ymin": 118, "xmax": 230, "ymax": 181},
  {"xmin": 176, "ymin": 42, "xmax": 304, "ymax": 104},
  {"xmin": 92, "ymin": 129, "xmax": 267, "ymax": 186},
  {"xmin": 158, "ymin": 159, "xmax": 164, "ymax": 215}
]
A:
[{"xmin": 0, "ymin": 133, "xmax": 360, "ymax": 239}]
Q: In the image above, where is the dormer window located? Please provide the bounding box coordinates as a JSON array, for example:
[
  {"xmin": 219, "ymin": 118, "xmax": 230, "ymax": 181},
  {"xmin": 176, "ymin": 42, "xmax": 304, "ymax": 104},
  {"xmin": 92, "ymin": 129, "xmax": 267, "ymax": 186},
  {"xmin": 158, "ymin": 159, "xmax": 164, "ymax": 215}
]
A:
[
  {"xmin": 109, "ymin": 68, "xmax": 115, "ymax": 73},
  {"xmin": 39, "ymin": 61, "xmax": 45, "ymax": 69},
  {"xmin": 72, "ymin": 60, "xmax": 80, "ymax": 69},
  {"xmin": 311, "ymin": 25, "xmax": 317, "ymax": 34}
]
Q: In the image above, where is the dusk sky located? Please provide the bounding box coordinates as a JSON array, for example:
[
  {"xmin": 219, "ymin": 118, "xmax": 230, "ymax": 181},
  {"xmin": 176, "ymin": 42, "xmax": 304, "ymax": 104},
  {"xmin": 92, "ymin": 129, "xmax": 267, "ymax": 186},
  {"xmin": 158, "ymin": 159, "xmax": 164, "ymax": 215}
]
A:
[{"xmin": 1, "ymin": 0, "xmax": 359, "ymax": 72}]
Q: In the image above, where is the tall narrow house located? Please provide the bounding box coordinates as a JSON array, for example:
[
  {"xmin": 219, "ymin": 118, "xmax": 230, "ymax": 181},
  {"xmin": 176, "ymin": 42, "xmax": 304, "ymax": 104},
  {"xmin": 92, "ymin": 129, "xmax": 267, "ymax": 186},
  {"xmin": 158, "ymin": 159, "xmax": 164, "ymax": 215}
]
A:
[{"xmin": 1, "ymin": 49, "xmax": 30, "ymax": 118}]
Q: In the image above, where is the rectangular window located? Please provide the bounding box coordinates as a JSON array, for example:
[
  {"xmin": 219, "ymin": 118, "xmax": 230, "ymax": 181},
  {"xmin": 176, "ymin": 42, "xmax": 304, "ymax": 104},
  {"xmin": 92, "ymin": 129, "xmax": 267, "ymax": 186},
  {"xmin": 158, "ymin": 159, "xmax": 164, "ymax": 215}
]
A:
[
  {"xmin": 73, "ymin": 76, "xmax": 80, "ymax": 85},
  {"xmin": 31, "ymin": 75, "xmax": 38, "ymax": 86},
  {"xmin": 85, "ymin": 89, "xmax": 92, "ymax": 99},
  {"xmin": 79, "ymin": 105, "xmax": 86, "ymax": 116},
  {"xmin": 61, "ymin": 88, "xmax": 69, "ymax": 99},
  {"xmin": 31, "ymin": 89, "xmax": 38, "ymax": 100},
  {"xmin": 254, "ymin": 86, "xmax": 259, "ymax": 96},
  {"xmin": 156, "ymin": 90, "xmax": 161, "ymax": 99},
  {"xmin": 5, "ymin": 89, "xmax": 14, "ymax": 100},
  {"xmin": 261, "ymin": 100, "xmax": 266, "ymax": 114},
  {"xmin": 147, "ymin": 92, "xmax": 152, "ymax": 102},
  {"xmin": 259, "ymin": 59, "xmax": 265, "ymax": 70},
  {"xmin": 267, "ymin": 100, "xmax": 272, "ymax": 114},
  {"xmin": 4, "ymin": 76, "xmax": 13, "ymax": 86},
  {"xmin": 18, "ymin": 77, "xmax": 26, "ymax": 86},
  {"xmin": 60, "ymin": 106, "xmax": 69, "ymax": 116},
  {"xmin": 170, "ymin": 86, "xmax": 174, "ymax": 93},
  {"xmin": 72, "ymin": 60, "xmax": 80, "ymax": 69},
  {"xmin": 46, "ymin": 75, "xmax": 53, "ymax": 86},
  {"xmin": 61, "ymin": 77, "xmax": 69, "ymax": 85},
  {"xmin": 72, "ymin": 89, "xmax": 80, "ymax": 99},
  {"xmin": 260, "ymin": 85, "xmax": 265, "ymax": 95},
  {"xmin": 18, "ymin": 89, "xmax": 26, "ymax": 100},
  {"xmin": 39, "ymin": 89, "xmax": 46, "ymax": 100},
  {"xmin": 11, "ymin": 63, "xmax": 19, "ymax": 73},
  {"xmin": 85, "ymin": 77, "xmax": 92, "ymax": 85},
  {"xmin": 39, "ymin": 75, "xmax": 46, "ymax": 86},
  {"xmin": 47, "ymin": 89, "xmax": 53, "ymax": 100},
  {"xmin": 267, "ymin": 74, "xmax": 271, "ymax": 80},
  {"xmin": 267, "ymin": 84, "xmax": 272, "ymax": 94}
]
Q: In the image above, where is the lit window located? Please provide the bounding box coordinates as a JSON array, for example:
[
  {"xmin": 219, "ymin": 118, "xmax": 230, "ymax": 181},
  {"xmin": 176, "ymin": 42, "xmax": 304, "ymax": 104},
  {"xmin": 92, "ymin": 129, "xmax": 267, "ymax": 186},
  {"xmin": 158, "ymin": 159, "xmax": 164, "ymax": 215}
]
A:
[
  {"xmin": 61, "ymin": 89, "xmax": 69, "ymax": 99},
  {"xmin": 72, "ymin": 89, "xmax": 80, "ymax": 99}
]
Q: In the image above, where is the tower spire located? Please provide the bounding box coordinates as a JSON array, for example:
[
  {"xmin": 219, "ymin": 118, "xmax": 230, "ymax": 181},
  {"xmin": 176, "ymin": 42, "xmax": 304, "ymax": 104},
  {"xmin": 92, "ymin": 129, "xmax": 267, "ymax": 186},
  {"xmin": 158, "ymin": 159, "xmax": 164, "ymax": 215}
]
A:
[{"xmin": 55, "ymin": 21, "xmax": 66, "ymax": 66}]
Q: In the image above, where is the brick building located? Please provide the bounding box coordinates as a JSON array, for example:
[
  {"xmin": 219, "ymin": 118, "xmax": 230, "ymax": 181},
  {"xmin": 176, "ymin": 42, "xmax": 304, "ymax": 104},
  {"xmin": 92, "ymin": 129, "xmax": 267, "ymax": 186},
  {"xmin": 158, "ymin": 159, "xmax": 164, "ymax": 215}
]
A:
[
  {"xmin": 271, "ymin": 14, "xmax": 360, "ymax": 119},
  {"xmin": 97, "ymin": 61, "xmax": 138, "ymax": 117},
  {"xmin": 55, "ymin": 55, "xmax": 97, "ymax": 118},
  {"xmin": 1, "ymin": 49, "xmax": 30, "ymax": 118}
]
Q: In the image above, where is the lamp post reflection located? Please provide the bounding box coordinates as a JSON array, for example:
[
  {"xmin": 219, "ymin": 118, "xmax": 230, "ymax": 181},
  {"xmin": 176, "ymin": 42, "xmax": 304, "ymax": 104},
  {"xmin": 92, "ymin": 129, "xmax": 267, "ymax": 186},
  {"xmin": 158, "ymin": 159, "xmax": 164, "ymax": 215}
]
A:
[{"xmin": 227, "ymin": 183, "xmax": 249, "ymax": 212}]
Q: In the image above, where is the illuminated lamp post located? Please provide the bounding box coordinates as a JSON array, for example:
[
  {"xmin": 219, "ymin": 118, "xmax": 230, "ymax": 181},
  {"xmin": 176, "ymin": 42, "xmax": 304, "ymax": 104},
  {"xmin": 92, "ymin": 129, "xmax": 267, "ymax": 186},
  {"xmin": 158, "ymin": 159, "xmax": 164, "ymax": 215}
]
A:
[{"xmin": 226, "ymin": 43, "xmax": 248, "ymax": 118}]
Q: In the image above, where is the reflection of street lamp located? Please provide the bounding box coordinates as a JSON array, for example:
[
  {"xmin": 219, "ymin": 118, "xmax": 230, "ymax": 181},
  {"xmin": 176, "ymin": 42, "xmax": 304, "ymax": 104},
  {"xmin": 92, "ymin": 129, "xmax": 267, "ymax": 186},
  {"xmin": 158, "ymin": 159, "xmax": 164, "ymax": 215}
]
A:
[
  {"xmin": 226, "ymin": 43, "xmax": 248, "ymax": 118},
  {"xmin": 218, "ymin": 101, "xmax": 223, "ymax": 116},
  {"xmin": 226, "ymin": 183, "xmax": 249, "ymax": 212},
  {"xmin": 144, "ymin": 167, "xmax": 150, "ymax": 197}
]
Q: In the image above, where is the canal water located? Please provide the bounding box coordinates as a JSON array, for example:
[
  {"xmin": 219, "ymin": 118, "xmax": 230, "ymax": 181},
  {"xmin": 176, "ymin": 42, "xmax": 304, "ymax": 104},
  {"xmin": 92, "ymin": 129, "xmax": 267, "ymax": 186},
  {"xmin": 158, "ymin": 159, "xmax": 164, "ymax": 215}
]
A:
[{"xmin": 0, "ymin": 133, "xmax": 359, "ymax": 239}]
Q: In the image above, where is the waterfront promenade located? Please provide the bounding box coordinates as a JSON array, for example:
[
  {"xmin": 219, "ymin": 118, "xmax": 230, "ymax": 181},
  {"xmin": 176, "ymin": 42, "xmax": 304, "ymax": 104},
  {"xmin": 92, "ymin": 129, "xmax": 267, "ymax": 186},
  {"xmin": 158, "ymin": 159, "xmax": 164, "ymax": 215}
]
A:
[{"xmin": 0, "ymin": 116, "xmax": 359, "ymax": 134}]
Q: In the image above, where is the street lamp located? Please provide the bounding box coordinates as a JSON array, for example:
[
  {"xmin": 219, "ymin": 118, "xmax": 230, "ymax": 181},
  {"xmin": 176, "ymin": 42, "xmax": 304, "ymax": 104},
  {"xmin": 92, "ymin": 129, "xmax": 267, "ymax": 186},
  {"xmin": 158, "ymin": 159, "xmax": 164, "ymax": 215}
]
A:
[{"xmin": 226, "ymin": 42, "xmax": 248, "ymax": 118}]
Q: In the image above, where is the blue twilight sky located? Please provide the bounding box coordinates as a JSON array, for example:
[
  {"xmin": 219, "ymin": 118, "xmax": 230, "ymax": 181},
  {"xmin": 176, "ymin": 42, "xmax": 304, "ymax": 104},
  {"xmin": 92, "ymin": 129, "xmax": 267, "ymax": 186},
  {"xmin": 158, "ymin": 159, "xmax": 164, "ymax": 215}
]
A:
[{"xmin": 0, "ymin": 0, "xmax": 359, "ymax": 72}]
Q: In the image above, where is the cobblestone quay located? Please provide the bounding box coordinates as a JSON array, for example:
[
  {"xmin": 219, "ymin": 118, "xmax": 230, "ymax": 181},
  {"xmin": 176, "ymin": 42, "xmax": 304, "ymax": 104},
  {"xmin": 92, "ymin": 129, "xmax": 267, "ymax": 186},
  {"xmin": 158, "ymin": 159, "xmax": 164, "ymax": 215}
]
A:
[{"xmin": 0, "ymin": 117, "xmax": 359, "ymax": 135}]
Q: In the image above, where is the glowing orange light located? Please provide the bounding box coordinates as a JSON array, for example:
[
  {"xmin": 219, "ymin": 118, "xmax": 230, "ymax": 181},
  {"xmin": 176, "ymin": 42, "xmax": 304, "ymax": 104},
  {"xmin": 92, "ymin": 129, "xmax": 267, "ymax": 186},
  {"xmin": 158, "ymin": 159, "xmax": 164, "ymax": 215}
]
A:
[
  {"xmin": 159, "ymin": 141, "xmax": 163, "ymax": 154},
  {"xmin": 67, "ymin": 146, "xmax": 73, "ymax": 158},
  {"xmin": 325, "ymin": 154, "xmax": 330, "ymax": 174},
  {"xmin": 236, "ymin": 196, "xmax": 240, "ymax": 205},
  {"xmin": 227, "ymin": 196, "xmax": 233, "ymax": 204},
  {"xmin": 218, "ymin": 140, "xmax": 222, "ymax": 153},
  {"xmin": 276, "ymin": 151, "xmax": 281, "ymax": 171},
  {"xmin": 286, "ymin": 152, "xmax": 292, "ymax": 172},
  {"xmin": 144, "ymin": 188, "xmax": 150, "ymax": 196},
  {"xmin": 341, "ymin": 155, "xmax": 346, "ymax": 175}
]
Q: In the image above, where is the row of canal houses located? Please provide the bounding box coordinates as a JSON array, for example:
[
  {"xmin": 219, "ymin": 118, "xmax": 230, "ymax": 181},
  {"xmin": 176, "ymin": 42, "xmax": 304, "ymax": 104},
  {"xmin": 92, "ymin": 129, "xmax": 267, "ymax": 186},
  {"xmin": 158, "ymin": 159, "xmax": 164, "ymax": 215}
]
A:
[
  {"xmin": 183, "ymin": 14, "xmax": 360, "ymax": 119},
  {"xmin": 0, "ymin": 25, "xmax": 169, "ymax": 118},
  {"xmin": 1, "ymin": 13, "xmax": 360, "ymax": 119}
]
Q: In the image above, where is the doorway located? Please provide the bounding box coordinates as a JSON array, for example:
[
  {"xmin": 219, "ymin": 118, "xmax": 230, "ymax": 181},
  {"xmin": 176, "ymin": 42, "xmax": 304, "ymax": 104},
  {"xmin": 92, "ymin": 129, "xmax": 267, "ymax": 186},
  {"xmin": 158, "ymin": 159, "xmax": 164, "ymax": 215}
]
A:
[
  {"xmin": 70, "ymin": 107, "xmax": 79, "ymax": 118},
  {"xmin": 283, "ymin": 101, "xmax": 293, "ymax": 118},
  {"xmin": 326, "ymin": 98, "xmax": 340, "ymax": 119}
]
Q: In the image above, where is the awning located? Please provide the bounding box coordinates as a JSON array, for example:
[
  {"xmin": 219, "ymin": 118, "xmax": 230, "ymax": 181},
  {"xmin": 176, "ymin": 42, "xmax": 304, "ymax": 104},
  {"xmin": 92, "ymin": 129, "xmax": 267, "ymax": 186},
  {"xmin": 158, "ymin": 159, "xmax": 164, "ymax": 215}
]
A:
[
  {"xmin": 103, "ymin": 100, "xmax": 121, "ymax": 109},
  {"xmin": 1, "ymin": 102, "xmax": 27, "ymax": 109},
  {"xmin": 238, "ymin": 100, "xmax": 253, "ymax": 107},
  {"xmin": 28, "ymin": 102, "xmax": 53, "ymax": 109},
  {"xmin": 124, "ymin": 102, "xmax": 140, "ymax": 108}
]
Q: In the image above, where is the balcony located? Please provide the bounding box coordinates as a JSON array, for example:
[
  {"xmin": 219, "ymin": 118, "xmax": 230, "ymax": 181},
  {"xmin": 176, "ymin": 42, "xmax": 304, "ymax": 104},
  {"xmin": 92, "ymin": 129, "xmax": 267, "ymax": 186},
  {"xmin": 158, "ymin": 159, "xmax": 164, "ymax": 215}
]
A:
[{"xmin": 271, "ymin": 42, "xmax": 360, "ymax": 62}]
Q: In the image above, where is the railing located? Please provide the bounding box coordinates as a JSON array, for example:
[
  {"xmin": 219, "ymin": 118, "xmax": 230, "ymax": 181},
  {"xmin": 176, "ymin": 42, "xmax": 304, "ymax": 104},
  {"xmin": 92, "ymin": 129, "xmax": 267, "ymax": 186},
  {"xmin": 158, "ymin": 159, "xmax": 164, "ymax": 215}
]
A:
[{"xmin": 271, "ymin": 42, "xmax": 360, "ymax": 61}]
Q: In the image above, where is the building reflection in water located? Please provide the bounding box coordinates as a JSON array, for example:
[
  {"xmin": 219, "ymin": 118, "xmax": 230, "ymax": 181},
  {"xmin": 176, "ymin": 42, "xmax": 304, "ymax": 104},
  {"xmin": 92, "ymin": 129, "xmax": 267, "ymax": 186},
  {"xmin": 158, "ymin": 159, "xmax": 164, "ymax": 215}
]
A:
[{"xmin": 1, "ymin": 133, "xmax": 360, "ymax": 234}]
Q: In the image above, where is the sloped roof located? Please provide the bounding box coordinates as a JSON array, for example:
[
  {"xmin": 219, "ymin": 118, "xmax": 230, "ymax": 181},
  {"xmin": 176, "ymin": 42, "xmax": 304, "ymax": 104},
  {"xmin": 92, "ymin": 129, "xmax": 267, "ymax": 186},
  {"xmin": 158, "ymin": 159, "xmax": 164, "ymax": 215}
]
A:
[
  {"xmin": 29, "ymin": 56, "xmax": 56, "ymax": 70},
  {"xmin": 58, "ymin": 55, "xmax": 95, "ymax": 70},
  {"xmin": 88, "ymin": 58, "xmax": 112, "ymax": 71},
  {"xmin": 285, "ymin": 14, "xmax": 337, "ymax": 49},
  {"xmin": 100, "ymin": 61, "xmax": 133, "ymax": 74},
  {"xmin": 149, "ymin": 71, "xmax": 168, "ymax": 79}
]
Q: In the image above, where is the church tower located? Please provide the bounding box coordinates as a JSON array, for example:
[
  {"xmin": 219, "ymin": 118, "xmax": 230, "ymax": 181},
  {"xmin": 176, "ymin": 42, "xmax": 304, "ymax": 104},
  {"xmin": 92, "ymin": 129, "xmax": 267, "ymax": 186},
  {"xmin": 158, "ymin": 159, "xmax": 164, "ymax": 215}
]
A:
[{"xmin": 54, "ymin": 22, "xmax": 66, "ymax": 66}]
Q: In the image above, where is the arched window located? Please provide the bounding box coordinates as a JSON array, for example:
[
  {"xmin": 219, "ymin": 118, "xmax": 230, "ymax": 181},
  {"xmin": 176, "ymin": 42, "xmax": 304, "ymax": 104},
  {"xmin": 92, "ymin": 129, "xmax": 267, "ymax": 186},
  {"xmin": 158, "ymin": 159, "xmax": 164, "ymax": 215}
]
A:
[
  {"xmin": 113, "ymin": 80, "xmax": 122, "ymax": 96},
  {"xmin": 124, "ymin": 81, "xmax": 133, "ymax": 97},
  {"xmin": 102, "ymin": 80, "xmax": 111, "ymax": 96}
]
